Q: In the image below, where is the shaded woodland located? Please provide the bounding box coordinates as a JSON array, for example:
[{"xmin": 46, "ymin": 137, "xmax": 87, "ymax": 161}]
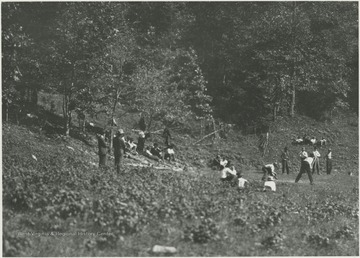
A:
[{"xmin": 2, "ymin": 2, "xmax": 358, "ymax": 134}]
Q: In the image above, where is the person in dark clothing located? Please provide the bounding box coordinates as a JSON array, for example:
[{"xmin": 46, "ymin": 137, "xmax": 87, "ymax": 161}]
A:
[
  {"xmin": 326, "ymin": 148, "xmax": 332, "ymax": 174},
  {"xmin": 211, "ymin": 155, "xmax": 222, "ymax": 170},
  {"xmin": 144, "ymin": 146, "xmax": 160, "ymax": 162},
  {"xmin": 136, "ymin": 131, "xmax": 146, "ymax": 153},
  {"xmin": 97, "ymin": 130, "xmax": 108, "ymax": 167},
  {"xmin": 163, "ymin": 127, "xmax": 171, "ymax": 146},
  {"xmin": 113, "ymin": 129, "xmax": 126, "ymax": 174},
  {"xmin": 150, "ymin": 143, "xmax": 163, "ymax": 159},
  {"xmin": 303, "ymin": 135, "xmax": 311, "ymax": 145},
  {"xmin": 281, "ymin": 147, "xmax": 290, "ymax": 174},
  {"xmin": 295, "ymin": 156, "xmax": 314, "ymax": 185},
  {"xmin": 139, "ymin": 116, "xmax": 146, "ymax": 131}
]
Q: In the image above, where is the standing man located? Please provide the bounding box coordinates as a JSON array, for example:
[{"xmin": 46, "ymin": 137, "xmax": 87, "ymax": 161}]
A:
[
  {"xmin": 312, "ymin": 146, "xmax": 321, "ymax": 175},
  {"xmin": 97, "ymin": 129, "xmax": 108, "ymax": 167},
  {"xmin": 163, "ymin": 126, "xmax": 172, "ymax": 146},
  {"xmin": 113, "ymin": 129, "xmax": 126, "ymax": 174},
  {"xmin": 299, "ymin": 147, "xmax": 308, "ymax": 174},
  {"xmin": 136, "ymin": 130, "xmax": 146, "ymax": 153},
  {"xmin": 326, "ymin": 148, "xmax": 332, "ymax": 174},
  {"xmin": 281, "ymin": 147, "xmax": 290, "ymax": 174},
  {"xmin": 295, "ymin": 156, "xmax": 314, "ymax": 185}
]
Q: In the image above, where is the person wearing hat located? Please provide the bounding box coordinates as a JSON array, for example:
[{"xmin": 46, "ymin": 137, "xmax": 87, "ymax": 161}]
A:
[
  {"xmin": 325, "ymin": 148, "xmax": 332, "ymax": 174},
  {"xmin": 298, "ymin": 147, "xmax": 308, "ymax": 175},
  {"xmin": 113, "ymin": 129, "xmax": 126, "ymax": 174},
  {"xmin": 281, "ymin": 146, "xmax": 290, "ymax": 174},
  {"xmin": 261, "ymin": 162, "xmax": 278, "ymax": 181},
  {"xmin": 96, "ymin": 129, "xmax": 108, "ymax": 167}
]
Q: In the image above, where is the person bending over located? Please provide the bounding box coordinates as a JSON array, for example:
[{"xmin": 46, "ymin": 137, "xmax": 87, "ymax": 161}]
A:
[
  {"xmin": 262, "ymin": 162, "xmax": 278, "ymax": 181},
  {"xmin": 220, "ymin": 165, "xmax": 237, "ymax": 182}
]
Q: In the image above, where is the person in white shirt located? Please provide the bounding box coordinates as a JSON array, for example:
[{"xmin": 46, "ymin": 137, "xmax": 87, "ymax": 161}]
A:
[
  {"xmin": 326, "ymin": 148, "xmax": 332, "ymax": 174},
  {"xmin": 261, "ymin": 162, "xmax": 278, "ymax": 181},
  {"xmin": 237, "ymin": 173, "xmax": 248, "ymax": 188},
  {"xmin": 299, "ymin": 147, "xmax": 308, "ymax": 159},
  {"xmin": 294, "ymin": 136, "xmax": 303, "ymax": 144},
  {"xmin": 219, "ymin": 157, "xmax": 228, "ymax": 167},
  {"xmin": 295, "ymin": 156, "xmax": 314, "ymax": 185},
  {"xmin": 310, "ymin": 137, "xmax": 316, "ymax": 145},
  {"xmin": 220, "ymin": 165, "xmax": 237, "ymax": 182},
  {"xmin": 312, "ymin": 146, "xmax": 321, "ymax": 175},
  {"xmin": 125, "ymin": 137, "xmax": 138, "ymax": 155},
  {"xmin": 263, "ymin": 176, "xmax": 276, "ymax": 192},
  {"xmin": 299, "ymin": 147, "xmax": 308, "ymax": 175},
  {"xmin": 238, "ymin": 175, "xmax": 249, "ymax": 189},
  {"xmin": 164, "ymin": 144, "xmax": 175, "ymax": 162}
]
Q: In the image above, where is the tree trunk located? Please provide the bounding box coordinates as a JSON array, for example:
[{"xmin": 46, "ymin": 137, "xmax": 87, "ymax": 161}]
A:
[
  {"xmin": 64, "ymin": 112, "xmax": 71, "ymax": 136},
  {"xmin": 82, "ymin": 118, "xmax": 86, "ymax": 133},
  {"xmin": 147, "ymin": 114, "xmax": 153, "ymax": 132},
  {"xmin": 273, "ymin": 105, "xmax": 277, "ymax": 121},
  {"xmin": 63, "ymin": 63, "xmax": 76, "ymax": 136},
  {"xmin": 200, "ymin": 118, "xmax": 204, "ymax": 137},
  {"xmin": 289, "ymin": 2, "xmax": 297, "ymax": 117},
  {"xmin": 290, "ymin": 84, "xmax": 296, "ymax": 117},
  {"xmin": 63, "ymin": 94, "xmax": 72, "ymax": 136},
  {"xmin": 31, "ymin": 87, "xmax": 38, "ymax": 110},
  {"xmin": 62, "ymin": 81, "xmax": 71, "ymax": 136},
  {"xmin": 109, "ymin": 89, "xmax": 120, "ymax": 152},
  {"xmin": 212, "ymin": 118, "xmax": 219, "ymax": 141}
]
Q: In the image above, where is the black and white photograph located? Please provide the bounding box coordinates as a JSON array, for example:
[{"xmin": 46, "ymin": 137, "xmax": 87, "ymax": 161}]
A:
[{"xmin": 2, "ymin": 1, "xmax": 359, "ymax": 256}]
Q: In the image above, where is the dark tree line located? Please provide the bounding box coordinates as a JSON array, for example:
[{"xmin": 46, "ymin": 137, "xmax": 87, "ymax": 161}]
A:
[{"xmin": 2, "ymin": 2, "xmax": 358, "ymax": 135}]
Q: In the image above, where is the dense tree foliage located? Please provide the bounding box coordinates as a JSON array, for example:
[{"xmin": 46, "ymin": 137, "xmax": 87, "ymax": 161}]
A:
[{"xmin": 2, "ymin": 2, "xmax": 358, "ymax": 134}]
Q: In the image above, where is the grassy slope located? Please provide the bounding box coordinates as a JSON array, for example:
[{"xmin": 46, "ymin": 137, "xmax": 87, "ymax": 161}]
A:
[{"xmin": 2, "ymin": 110, "xmax": 359, "ymax": 256}]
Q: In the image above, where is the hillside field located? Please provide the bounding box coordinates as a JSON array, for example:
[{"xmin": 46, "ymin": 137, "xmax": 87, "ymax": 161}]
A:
[{"xmin": 2, "ymin": 110, "xmax": 359, "ymax": 256}]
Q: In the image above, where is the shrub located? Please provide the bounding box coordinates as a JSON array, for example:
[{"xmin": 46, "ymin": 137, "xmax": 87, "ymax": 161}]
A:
[
  {"xmin": 261, "ymin": 232, "xmax": 285, "ymax": 250},
  {"xmin": 3, "ymin": 232, "xmax": 31, "ymax": 257},
  {"xmin": 333, "ymin": 225, "xmax": 356, "ymax": 239},
  {"xmin": 183, "ymin": 218, "xmax": 219, "ymax": 244},
  {"xmin": 307, "ymin": 234, "xmax": 330, "ymax": 247}
]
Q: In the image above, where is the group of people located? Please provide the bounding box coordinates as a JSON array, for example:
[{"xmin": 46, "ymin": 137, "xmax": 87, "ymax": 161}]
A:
[
  {"xmin": 216, "ymin": 144, "xmax": 333, "ymax": 192},
  {"xmin": 283, "ymin": 145, "xmax": 333, "ymax": 175},
  {"xmin": 262, "ymin": 145, "xmax": 333, "ymax": 189},
  {"xmin": 211, "ymin": 155, "xmax": 232, "ymax": 169},
  {"xmin": 96, "ymin": 126, "xmax": 176, "ymax": 174},
  {"xmin": 212, "ymin": 155, "xmax": 249, "ymax": 189},
  {"xmin": 293, "ymin": 135, "xmax": 327, "ymax": 146},
  {"xmin": 293, "ymin": 146, "xmax": 333, "ymax": 185},
  {"xmin": 219, "ymin": 164, "xmax": 249, "ymax": 189},
  {"xmin": 217, "ymin": 159, "xmax": 276, "ymax": 191},
  {"xmin": 96, "ymin": 129, "xmax": 127, "ymax": 174}
]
